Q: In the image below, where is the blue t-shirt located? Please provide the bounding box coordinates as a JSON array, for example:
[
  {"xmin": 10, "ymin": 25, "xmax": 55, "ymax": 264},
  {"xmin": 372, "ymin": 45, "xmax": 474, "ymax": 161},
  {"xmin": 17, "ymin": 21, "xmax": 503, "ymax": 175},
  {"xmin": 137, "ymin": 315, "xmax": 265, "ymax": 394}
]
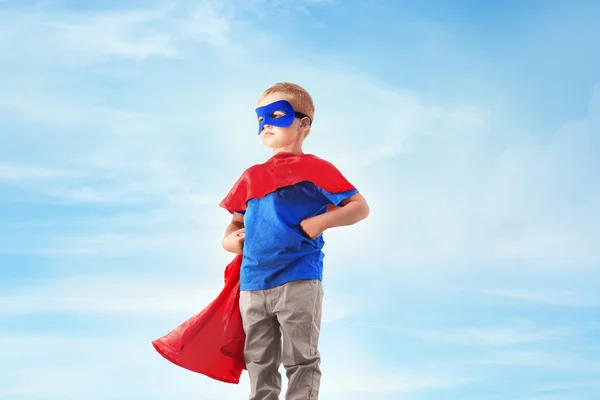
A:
[{"xmin": 237, "ymin": 181, "xmax": 358, "ymax": 291}]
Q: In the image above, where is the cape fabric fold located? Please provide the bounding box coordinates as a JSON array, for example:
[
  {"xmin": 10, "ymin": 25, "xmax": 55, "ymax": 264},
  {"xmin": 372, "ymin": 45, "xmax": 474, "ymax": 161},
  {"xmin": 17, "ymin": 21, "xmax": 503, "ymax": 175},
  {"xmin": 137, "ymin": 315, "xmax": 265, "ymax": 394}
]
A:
[
  {"xmin": 152, "ymin": 255, "xmax": 245, "ymax": 383},
  {"xmin": 220, "ymin": 152, "xmax": 354, "ymax": 213}
]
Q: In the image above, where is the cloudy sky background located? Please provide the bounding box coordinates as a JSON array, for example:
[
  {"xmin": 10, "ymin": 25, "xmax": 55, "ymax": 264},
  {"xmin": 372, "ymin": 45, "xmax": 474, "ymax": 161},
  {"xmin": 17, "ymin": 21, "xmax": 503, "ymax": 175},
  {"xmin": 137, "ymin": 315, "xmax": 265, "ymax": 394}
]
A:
[{"xmin": 1, "ymin": 0, "xmax": 599, "ymax": 399}]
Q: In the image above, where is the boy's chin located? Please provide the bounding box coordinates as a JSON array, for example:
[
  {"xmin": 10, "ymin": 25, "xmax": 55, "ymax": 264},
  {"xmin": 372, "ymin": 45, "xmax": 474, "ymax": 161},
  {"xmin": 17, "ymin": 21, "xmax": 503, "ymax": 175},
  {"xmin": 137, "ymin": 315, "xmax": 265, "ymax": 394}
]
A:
[{"xmin": 261, "ymin": 138, "xmax": 286, "ymax": 149}]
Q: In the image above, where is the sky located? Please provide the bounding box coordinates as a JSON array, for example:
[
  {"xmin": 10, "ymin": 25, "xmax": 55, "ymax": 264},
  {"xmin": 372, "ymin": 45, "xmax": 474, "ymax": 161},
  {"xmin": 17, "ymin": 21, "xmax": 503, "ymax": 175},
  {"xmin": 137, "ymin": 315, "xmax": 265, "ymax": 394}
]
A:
[{"xmin": 1, "ymin": 0, "xmax": 599, "ymax": 399}]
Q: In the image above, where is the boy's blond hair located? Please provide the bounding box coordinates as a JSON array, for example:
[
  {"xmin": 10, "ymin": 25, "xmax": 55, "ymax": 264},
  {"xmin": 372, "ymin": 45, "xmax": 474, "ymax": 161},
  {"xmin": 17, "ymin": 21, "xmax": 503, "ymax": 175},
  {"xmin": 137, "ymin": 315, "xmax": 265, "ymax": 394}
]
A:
[{"xmin": 259, "ymin": 82, "xmax": 315, "ymax": 121}]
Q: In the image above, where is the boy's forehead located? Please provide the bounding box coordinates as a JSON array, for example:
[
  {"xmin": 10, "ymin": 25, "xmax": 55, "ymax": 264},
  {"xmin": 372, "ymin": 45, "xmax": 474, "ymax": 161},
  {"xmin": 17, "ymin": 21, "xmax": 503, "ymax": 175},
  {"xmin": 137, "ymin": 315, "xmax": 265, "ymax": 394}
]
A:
[{"xmin": 257, "ymin": 92, "xmax": 291, "ymax": 107}]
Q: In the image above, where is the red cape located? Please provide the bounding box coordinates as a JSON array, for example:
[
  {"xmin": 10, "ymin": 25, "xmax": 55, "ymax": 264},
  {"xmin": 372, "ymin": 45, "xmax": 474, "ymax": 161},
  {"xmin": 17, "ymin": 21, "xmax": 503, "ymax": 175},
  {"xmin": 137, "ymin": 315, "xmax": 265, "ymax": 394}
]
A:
[{"xmin": 151, "ymin": 152, "xmax": 356, "ymax": 384}]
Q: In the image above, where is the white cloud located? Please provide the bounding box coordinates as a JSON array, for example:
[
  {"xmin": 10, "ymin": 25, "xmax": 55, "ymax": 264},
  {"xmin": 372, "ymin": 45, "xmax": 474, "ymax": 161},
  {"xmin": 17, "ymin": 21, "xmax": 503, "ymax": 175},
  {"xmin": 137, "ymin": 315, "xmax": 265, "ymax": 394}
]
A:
[
  {"xmin": 0, "ymin": 272, "xmax": 369, "ymax": 329},
  {"xmin": 531, "ymin": 381, "xmax": 600, "ymax": 394},
  {"xmin": 418, "ymin": 326, "xmax": 565, "ymax": 347},
  {"xmin": 481, "ymin": 84, "xmax": 600, "ymax": 261},
  {"xmin": 516, "ymin": 396, "xmax": 575, "ymax": 400},
  {"xmin": 332, "ymin": 83, "xmax": 600, "ymax": 268},
  {"xmin": 481, "ymin": 350, "xmax": 600, "ymax": 372},
  {"xmin": 182, "ymin": 0, "xmax": 234, "ymax": 50},
  {"xmin": 316, "ymin": 334, "xmax": 477, "ymax": 397},
  {"xmin": 0, "ymin": 333, "xmax": 247, "ymax": 400},
  {"xmin": 42, "ymin": 9, "xmax": 179, "ymax": 59},
  {"xmin": 357, "ymin": 320, "xmax": 572, "ymax": 347},
  {"xmin": 481, "ymin": 288, "xmax": 600, "ymax": 308},
  {"xmin": 0, "ymin": 331, "xmax": 474, "ymax": 400},
  {"xmin": 0, "ymin": 1, "xmax": 239, "ymax": 63},
  {"xmin": 0, "ymin": 163, "xmax": 82, "ymax": 181},
  {"xmin": 0, "ymin": 278, "xmax": 222, "ymax": 316},
  {"xmin": 322, "ymin": 370, "xmax": 473, "ymax": 396}
]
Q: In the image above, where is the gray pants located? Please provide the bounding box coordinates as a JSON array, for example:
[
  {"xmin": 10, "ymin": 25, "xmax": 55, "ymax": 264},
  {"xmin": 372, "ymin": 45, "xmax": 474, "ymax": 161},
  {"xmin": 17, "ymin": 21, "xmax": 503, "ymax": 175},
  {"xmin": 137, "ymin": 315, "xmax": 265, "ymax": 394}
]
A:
[{"xmin": 239, "ymin": 279, "xmax": 323, "ymax": 400}]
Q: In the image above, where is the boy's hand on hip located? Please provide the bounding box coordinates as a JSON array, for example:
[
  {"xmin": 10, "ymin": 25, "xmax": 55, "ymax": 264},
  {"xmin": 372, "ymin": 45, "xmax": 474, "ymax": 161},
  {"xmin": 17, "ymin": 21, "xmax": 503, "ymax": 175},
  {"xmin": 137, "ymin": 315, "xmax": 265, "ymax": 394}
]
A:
[
  {"xmin": 300, "ymin": 216, "xmax": 326, "ymax": 239},
  {"xmin": 223, "ymin": 228, "xmax": 245, "ymax": 254}
]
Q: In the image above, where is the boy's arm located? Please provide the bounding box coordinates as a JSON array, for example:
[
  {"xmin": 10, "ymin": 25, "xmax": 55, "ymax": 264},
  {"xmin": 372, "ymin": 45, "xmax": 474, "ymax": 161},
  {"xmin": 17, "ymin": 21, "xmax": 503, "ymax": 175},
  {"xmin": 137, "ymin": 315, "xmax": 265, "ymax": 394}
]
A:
[
  {"xmin": 300, "ymin": 192, "xmax": 370, "ymax": 239},
  {"xmin": 322, "ymin": 192, "xmax": 370, "ymax": 229},
  {"xmin": 222, "ymin": 212, "xmax": 245, "ymax": 254},
  {"xmin": 224, "ymin": 212, "xmax": 244, "ymax": 238}
]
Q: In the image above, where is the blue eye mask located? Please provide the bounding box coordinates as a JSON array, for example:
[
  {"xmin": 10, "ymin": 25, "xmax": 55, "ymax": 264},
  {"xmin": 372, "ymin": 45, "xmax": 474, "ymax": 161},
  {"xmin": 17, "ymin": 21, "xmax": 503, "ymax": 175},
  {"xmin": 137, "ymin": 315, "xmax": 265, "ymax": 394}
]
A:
[{"xmin": 255, "ymin": 100, "xmax": 312, "ymax": 135}]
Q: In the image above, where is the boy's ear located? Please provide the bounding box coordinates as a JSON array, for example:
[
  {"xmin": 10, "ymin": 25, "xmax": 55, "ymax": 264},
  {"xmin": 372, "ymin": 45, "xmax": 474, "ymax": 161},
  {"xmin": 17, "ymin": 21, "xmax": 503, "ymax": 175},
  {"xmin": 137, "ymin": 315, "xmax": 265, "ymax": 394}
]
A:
[
  {"xmin": 300, "ymin": 117, "xmax": 311, "ymax": 137},
  {"xmin": 300, "ymin": 119, "xmax": 311, "ymax": 139}
]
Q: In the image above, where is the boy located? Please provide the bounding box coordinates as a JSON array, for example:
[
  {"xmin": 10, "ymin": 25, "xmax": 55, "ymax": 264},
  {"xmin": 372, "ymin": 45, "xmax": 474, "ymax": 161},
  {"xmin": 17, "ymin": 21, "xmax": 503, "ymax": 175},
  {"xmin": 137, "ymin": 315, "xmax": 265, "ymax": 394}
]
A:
[{"xmin": 222, "ymin": 82, "xmax": 370, "ymax": 400}]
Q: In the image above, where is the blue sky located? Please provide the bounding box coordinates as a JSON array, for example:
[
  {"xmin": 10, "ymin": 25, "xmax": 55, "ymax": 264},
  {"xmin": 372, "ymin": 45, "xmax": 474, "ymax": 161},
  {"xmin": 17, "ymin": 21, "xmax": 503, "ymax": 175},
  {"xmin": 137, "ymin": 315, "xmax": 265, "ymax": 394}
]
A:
[{"xmin": 1, "ymin": 0, "xmax": 599, "ymax": 399}]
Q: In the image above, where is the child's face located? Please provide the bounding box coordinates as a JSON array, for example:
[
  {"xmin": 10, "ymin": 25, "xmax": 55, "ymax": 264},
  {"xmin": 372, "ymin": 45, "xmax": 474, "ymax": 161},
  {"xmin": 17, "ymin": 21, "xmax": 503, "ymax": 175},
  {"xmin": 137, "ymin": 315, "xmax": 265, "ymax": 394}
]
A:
[{"xmin": 256, "ymin": 93, "xmax": 308, "ymax": 150}]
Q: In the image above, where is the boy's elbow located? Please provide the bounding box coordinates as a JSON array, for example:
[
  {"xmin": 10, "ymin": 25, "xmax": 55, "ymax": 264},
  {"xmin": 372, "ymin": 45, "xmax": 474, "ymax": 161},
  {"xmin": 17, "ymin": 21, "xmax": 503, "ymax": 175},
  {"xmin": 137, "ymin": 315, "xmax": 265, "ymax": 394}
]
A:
[
  {"xmin": 356, "ymin": 199, "xmax": 370, "ymax": 221},
  {"xmin": 361, "ymin": 202, "xmax": 370, "ymax": 220},
  {"xmin": 221, "ymin": 238, "xmax": 230, "ymax": 252},
  {"xmin": 343, "ymin": 193, "xmax": 370, "ymax": 221}
]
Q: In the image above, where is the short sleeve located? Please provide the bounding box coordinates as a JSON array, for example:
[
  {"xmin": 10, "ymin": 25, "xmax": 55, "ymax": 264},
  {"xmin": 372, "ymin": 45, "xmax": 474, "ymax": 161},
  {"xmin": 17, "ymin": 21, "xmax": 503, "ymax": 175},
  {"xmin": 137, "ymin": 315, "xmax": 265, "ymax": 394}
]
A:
[{"xmin": 318, "ymin": 187, "xmax": 358, "ymax": 206}]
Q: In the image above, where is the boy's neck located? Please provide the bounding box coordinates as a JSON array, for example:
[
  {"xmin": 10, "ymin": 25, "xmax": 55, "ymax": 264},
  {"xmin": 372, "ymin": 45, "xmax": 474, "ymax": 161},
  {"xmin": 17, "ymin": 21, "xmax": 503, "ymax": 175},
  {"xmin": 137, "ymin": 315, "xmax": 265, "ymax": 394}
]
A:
[{"xmin": 272, "ymin": 145, "xmax": 303, "ymax": 156}]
